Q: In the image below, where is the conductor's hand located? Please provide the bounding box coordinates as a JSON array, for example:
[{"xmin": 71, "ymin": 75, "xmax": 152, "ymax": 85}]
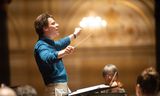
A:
[
  {"xmin": 64, "ymin": 46, "xmax": 74, "ymax": 55},
  {"xmin": 58, "ymin": 46, "xmax": 75, "ymax": 58},
  {"xmin": 73, "ymin": 27, "xmax": 82, "ymax": 37}
]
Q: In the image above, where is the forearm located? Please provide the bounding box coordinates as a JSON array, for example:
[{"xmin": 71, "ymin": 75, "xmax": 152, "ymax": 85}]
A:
[
  {"xmin": 57, "ymin": 50, "xmax": 66, "ymax": 59},
  {"xmin": 68, "ymin": 33, "xmax": 76, "ymax": 41},
  {"xmin": 55, "ymin": 37, "xmax": 70, "ymax": 50},
  {"xmin": 68, "ymin": 27, "xmax": 82, "ymax": 42},
  {"xmin": 58, "ymin": 27, "xmax": 81, "ymax": 58}
]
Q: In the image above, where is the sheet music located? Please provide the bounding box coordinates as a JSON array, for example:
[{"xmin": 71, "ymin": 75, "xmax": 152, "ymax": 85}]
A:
[{"xmin": 69, "ymin": 84, "xmax": 111, "ymax": 96}]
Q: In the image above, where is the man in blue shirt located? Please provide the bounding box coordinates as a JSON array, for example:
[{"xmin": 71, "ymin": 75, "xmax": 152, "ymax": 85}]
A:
[{"xmin": 34, "ymin": 13, "xmax": 81, "ymax": 96}]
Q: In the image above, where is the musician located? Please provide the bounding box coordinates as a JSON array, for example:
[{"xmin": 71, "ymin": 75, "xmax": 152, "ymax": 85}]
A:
[
  {"xmin": 102, "ymin": 64, "xmax": 126, "ymax": 94},
  {"xmin": 136, "ymin": 67, "xmax": 159, "ymax": 96},
  {"xmin": 0, "ymin": 84, "xmax": 16, "ymax": 96}
]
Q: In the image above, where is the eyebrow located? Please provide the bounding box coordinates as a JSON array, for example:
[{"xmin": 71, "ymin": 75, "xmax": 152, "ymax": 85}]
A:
[{"xmin": 51, "ymin": 21, "xmax": 55, "ymax": 25}]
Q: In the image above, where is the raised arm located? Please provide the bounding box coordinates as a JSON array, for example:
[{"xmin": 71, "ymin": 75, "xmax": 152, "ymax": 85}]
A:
[
  {"xmin": 68, "ymin": 27, "xmax": 82, "ymax": 41},
  {"xmin": 57, "ymin": 27, "xmax": 82, "ymax": 58}
]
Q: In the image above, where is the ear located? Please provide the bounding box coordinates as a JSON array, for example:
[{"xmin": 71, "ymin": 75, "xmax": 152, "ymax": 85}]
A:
[
  {"xmin": 43, "ymin": 26, "xmax": 49, "ymax": 32},
  {"xmin": 136, "ymin": 84, "xmax": 142, "ymax": 96}
]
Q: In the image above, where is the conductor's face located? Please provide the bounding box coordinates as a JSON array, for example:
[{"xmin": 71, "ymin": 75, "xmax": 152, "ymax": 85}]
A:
[{"xmin": 44, "ymin": 17, "xmax": 59, "ymax": 38}]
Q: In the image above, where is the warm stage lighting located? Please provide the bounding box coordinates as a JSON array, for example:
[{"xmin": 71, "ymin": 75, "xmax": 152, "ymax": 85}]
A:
[{"xmin": 79, "ymin": 16, "xmax": 107, "ymax": 28}]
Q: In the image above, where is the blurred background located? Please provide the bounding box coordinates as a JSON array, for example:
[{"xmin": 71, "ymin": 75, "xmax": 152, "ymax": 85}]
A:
[{"xmin": 0, "ymin": 0, "xmax": 159, "ymax": 96}]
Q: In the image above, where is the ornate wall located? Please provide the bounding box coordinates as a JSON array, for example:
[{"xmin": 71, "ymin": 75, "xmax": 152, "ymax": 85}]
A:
[{"xmin": 7, "ymin": 0, "xmax": 155, "ymax": 95}]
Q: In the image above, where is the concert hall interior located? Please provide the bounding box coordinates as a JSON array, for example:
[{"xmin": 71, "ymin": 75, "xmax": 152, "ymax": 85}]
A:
[{"xmin": 0, "ymin": 0, "xmax": 159, "ymax": 96}]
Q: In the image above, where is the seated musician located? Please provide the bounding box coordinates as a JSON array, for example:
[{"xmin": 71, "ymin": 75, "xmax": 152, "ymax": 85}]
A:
[
  {"xmin": 102, "ymin": 64, "xmax": 126, "ymax": 94},
  {"xmin": 136, "ymin": 67, "xmax": 159, "ymax": 96}
]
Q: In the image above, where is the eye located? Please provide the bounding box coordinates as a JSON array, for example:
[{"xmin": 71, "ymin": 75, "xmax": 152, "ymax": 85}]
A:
[{"xmin": 51, "ymin": 22, "xmax": 55, "ymax": 25}]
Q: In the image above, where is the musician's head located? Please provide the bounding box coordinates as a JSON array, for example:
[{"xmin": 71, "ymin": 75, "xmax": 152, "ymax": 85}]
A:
[
  {"xmin": 136, "ymin": 67, "xmax": 159, "ymax": 96},
  {"xmin": 0, "ymin": 84, "xmax": 16, "ymax": 96},
  {"xmin": 102, "ymin": 64, "xmax": 118, "ymax": 85}
]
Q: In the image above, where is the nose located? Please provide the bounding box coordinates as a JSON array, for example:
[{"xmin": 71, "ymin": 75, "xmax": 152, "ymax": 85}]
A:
[{"xmin": 56, "ymin": 23, "xmax": 59, "ymax": 27}]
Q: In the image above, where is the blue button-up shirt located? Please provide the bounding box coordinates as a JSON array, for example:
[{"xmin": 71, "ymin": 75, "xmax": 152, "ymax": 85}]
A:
[{"xmin": 34, "ymin": 36, "xmax": 70, "ymax": 85}]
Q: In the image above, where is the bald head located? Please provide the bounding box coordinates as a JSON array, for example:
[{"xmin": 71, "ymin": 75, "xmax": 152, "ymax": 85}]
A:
[{"xmin": 0, "ymin": 84, "xmax": 16, "ymax": 96}]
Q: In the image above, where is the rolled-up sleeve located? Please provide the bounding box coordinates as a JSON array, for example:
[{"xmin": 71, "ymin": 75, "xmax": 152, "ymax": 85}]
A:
[{"xmin": 54, "ymin": 36, "xmax": 70, "ymax": 50}]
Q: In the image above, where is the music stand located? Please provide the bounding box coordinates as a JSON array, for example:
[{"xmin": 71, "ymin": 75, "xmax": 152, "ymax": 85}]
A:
[{"xmin": 68, "ymin": 84, "xmax": 117, "ymax": 96}]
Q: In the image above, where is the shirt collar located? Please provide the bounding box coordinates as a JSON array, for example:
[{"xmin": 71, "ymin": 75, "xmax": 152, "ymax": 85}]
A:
[{"xmin": 39, "ymin": 36, "xmax": 55, "ymax": 46}]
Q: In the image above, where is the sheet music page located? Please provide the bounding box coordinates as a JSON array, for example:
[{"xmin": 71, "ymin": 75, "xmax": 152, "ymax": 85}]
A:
[{"xmin": 69, "ymin": 84, "xmax": 110, "ymax": 95}]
